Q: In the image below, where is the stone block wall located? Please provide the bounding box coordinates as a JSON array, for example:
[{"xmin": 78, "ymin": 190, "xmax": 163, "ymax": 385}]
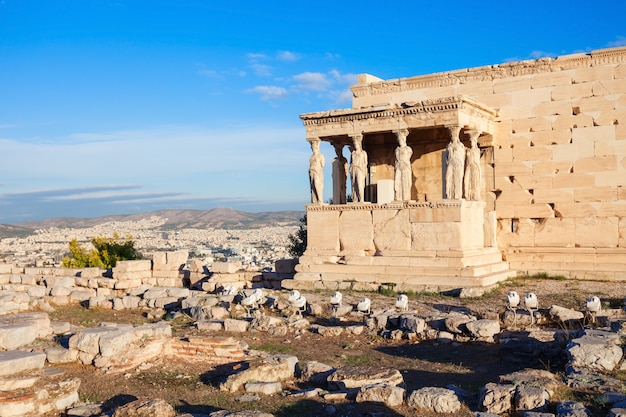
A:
[
  {"xmin": 351, "ymin": 46, "xmax": 626, "ymax": 279},
  {"xmin": 0, "ymin": 254, "xmax": 295, "ymax": 315}
]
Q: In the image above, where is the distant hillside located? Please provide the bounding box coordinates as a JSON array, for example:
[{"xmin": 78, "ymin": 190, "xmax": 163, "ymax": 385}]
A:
[{"xmin": 0, "ymin": 208, "xmax": 304, "ymax": 238}]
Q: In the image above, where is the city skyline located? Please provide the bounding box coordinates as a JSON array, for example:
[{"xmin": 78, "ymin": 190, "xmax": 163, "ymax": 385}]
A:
[{"xmin": 1, "ymin": 0, "xmax": 625, "ymax": 224}]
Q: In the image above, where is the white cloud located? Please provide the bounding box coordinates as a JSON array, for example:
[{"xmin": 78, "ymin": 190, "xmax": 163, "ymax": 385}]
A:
[
  {"xmin": 198, "ymin": 68, "xmax": 221, "ymax": 78},
  {"xmin": 329, "ymin": 69, "xmax": 358, "ymax": 85},
  {"xmin": 608, "ymin": 36, "xmax": 626, "ymax": 47},
  {"xmin": 246, "ymin": 52, "xmax": 267, "ymax": 61},
  {"xmin": 277, "ymin": 50, "xmax": 301, "ymax": 61},
  {"xmin": 250, "ymin": 63, "xmax": 272, "ymax": 77},
  {"xmin": 293, "ymin": 72, "xmax": 331, "ymax": 92},
  {"xmin": 333, "ymin": 89, "xmax": 354, "ymax": 105},
  {"xmin": 248, "ymin": 85, "xmax": 289, "ymax": 100},
  {"xmin": 527, "ymin": 50, "xmax": 557, "ymax": 59}
]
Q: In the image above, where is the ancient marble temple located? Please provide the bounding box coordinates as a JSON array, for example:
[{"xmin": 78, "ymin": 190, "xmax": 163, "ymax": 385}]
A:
[{"xmin": 284, "ymin": 46, "xmax": 626, "ymax": 292}]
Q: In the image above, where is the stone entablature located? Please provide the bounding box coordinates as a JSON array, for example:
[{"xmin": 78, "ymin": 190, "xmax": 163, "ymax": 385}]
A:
[
  {"xmin": 350, "ymin": 46, "xmax": 626, "ymax": 100},
  {"xmin": 301, "ymin": 95, "xmax": 497, "ymax": 147}
]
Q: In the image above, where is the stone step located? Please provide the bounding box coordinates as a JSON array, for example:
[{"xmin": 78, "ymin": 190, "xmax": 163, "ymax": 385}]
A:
[
  {"xmin": 0, "ymin": 351, "xmax": 46, "ymax": 376},
  {"xmin": 299, "ymin": 262, "xmax": 512, "ymax": 279}
]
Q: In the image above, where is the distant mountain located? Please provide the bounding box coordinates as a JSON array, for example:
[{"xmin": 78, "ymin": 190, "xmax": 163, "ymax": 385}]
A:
[{"xmin": 0, "ymin": 208, "xmax": 305, "ymax": 238}]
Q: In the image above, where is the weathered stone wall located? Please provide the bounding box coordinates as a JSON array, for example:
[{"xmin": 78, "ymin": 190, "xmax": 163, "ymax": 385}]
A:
[{"xmin": 351, "ymin": 46, "xmax": 626, "ymax": 279}]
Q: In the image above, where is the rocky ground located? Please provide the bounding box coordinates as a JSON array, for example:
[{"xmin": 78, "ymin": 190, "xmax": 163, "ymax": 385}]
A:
[{"xmin": 33, "ymin": 275, "xmax": 626, "ymax": 417}]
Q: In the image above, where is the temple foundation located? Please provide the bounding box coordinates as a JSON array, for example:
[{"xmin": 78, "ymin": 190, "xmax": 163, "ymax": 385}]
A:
[{"xmin": 283, "ymin": 200, "xmax": 515, "ymax": 292}]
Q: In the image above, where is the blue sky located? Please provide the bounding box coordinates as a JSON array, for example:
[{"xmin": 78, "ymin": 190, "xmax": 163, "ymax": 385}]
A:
[{"xmin": 1, "ymin": 1, "xmax": 625, "ymax": 224}]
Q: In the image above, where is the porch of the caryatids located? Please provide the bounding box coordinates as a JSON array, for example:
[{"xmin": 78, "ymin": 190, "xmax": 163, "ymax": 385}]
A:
[
  {"xmin": 393, "ymin": 128, "xmax": 413, "ymax": 201},
  {"xmin": 349, "ymin": 133, "xmax": 368, "ymax": 203},
  {"xmin": 444, "ymin": 125, "xmax": 465, "ymax": 200}
]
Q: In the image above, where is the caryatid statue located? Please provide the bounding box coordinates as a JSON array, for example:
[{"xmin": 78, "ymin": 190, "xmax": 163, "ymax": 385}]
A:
[
  {"xmin": 332, "ymin": 143, "xmax": 348, "ymax": 204},
  {"xmin": 308, "ymin": 138, "xmax": 325, "ymax": 205},
  {"xmin": 394, "ymin": 129, "xmax": 413, "ymax": 201},
  {"xmin": 464, "ymin": 130, "xmax": 482, "ymax": 201},
  {"xmin": 444, "ymin": 125, "xmax": 465, "ymax": 200},
  {"xmin": 350, "ymin": 134, "xmax": 368, "ymax": 203}
]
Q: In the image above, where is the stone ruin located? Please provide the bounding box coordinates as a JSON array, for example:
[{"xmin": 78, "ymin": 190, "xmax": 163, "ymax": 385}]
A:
[
  {"xmin": 2, "ymin": 253, "xmax": 626, "ymax": 415},
  {"xmin": 286, "ymin": 45, "xmax": 626, "ymax": 293}
]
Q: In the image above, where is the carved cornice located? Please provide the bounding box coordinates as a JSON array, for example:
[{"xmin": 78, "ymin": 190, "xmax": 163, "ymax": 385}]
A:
[
  {"xmin": 350, "ymin": 46, "xmax": 626, "ymax": 98},
  {"xmin": 306, "ymin": 200, "xmax": 486, "ymax": 212},
  {"xmin": 300, "ymin": 95, "xmax": 496, "ymax": 127}
]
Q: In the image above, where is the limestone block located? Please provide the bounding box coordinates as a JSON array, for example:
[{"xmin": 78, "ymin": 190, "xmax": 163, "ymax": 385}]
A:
[
  {"xmin": 373, "ymin": 209, "xmax": 410, "ymax": 252},
  {"xmin": 28, "ymin": 286, "xmax": 46, "ymax": 298},
  {"xmin": 531, "ymin": 100, "xmax": 572, "ymax": 117},
  {"xmin": 529, "ymin": 129, "xmax": 572, "ymax": 146},
  {"xmin": 69, "ymin": 327, "xmax": 116, "ymax": 355},
  {"xmin": 156, "ymin": 278, "xmax": 180, "ymax": 287},
  {"xmin": 553, "ymin": 202, "xmax": 598, "ymax": 218},
  {"xmin": 154, "ymin": 297, "xmax": 180, "ymax": 309},
  {"xmin": 552, "ymin": 113, "xmax": 593, "ymax": 131},
  {"xmin": 113, "ymin": 260, "xmax": 152, "ymax": 273},
  {"xmin": 114, "ymin": 279, "xmax": 142, "ymax": 290},
  {"xmin": 221, "ymin": 354, "xmax": 298, "ymax": 393},
  {"xmin": 575, "ymin": 217, "xmax": 618, "ymax": 247},
  {"xmin": 307, "ymin": 210, "xmax": 340, "ymax": 251},
  {"xmin": 552, "ymin": 173, "xmax": 595, "ymax": 189},
  {"xmin": 338, "ymin": 209, "xmax": 374, "ymax": 252},
  {"xmin": 514, "ymin": 204, "xmax": 555, "ymax": 219},
  {"xmin": 275, "ymin": 258, "xmax": 298, "ymax": 274},
  {"xmin": 551, "ymin": 82, "xmax": 592, "ymax": 101},
  {"xmin": 412, "ymin": 222, "xmax": 462, "ymax": 251},
  {"xmin": 152, "ymin": 270, "xmax": 181, "ymax": 278},
  {"xmin": 574, "ymin": 187, "xmax": 617, "ymax": 202},
  {"xmin": 0, "ymin": 323, "xmax": 37, "ymax": 350},
  {"xmin": 495, "ymin": 189, "xmax": 533, "ymax": 204},
  {"xmin": 493, "ymin": 146, "xmax": 513, "ymax": 163},
  {"xmin": 45, "ymin": 346, "xmax": 79, "ymax": 364},
  {"xmin": 407, "ymin": 387, "xmax": 461, "ymax": 413},
  {"xmin": 494, "ymin": 160, "xmax": 532, "ymax": 176},
  {"xmin": 98, "ymin": 329, "xmax": 136, "ymax": 357},
  {"xmin": 111, "ymin": 398, "xmax": 175, "ymax": 417},
  {"xmin": 0, "ymin": 350, "xmax": 45, "ymax": 376},
  {"xmin": 531, "ymin": 71, "xmax": 572, "ymax": 88},
  {"xmin": 224, "ymin": 319, "xmax": 249, "ymax": 333},
  {"xmin": 534, "ymin": 218, "xmax": 575, "ymax": 247},
  {"xmin": 573, "ymin": 125, "xmax": 616, "ymax": 143},
  {"xmin": 493, "ymin": 76, "xmax": 531, "ymax": 93},
  {"xmin": 356, "ymin": 382, "xmax": 406, "ymax": 408},
  {"xmin": 511, "ymin": 117, "xmax": 551, "ymax": 133},
  {"xmin": 0, "ymin": 264, "xmax": 12, "ymax": 274},
  {"xmin": 153, "ymin": 250, "xmax": 188, "ymax": 271},
  {"xmin": 533, "ymin": 188, "xmax": 573, "ymax": 204},
  {"xmin": 212, "ymin": 262, "xmax": 242, "ymax": 274},
  {"xmin": 595, "ymin": 170, "xmax": 626, "ymax": 187},
  {"xmin": 598, "ymin": 201, "xmax": 626, "ymax": 216},
  {"xmin": 328, "ymin": 366, "xmax": 404, "ymax": 390},
  {"xmin": 484, "ymin": 211, "xmax": 498, "ymax": 248},
  {"xmin": 79, "ymin": 268, "xmax": 105, "ymax": 279},
  {"xmin": 245, "ymin": 381, "xmax": 282, "ymax": 395},
  {"xmin": 576, "ymin": 95, "xmax": 617, "ymax": 116},
  {"xmin": 573, "ymin": 66, "xmax": 615, "ymax": 83},
  {"xmin": 114, "ymin": 270, "xmax": 152, "ymax": 281},
  {"xmin": 567, "ymin": 330, "xmax": 623, "ymax": 372},
  {"xmin": 70, "ymin": 289, "xmax": 96, "ymax": 302},
  {"xmin": 509, "ymin": 87, "xmax": 552, "ymax": 119}
]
